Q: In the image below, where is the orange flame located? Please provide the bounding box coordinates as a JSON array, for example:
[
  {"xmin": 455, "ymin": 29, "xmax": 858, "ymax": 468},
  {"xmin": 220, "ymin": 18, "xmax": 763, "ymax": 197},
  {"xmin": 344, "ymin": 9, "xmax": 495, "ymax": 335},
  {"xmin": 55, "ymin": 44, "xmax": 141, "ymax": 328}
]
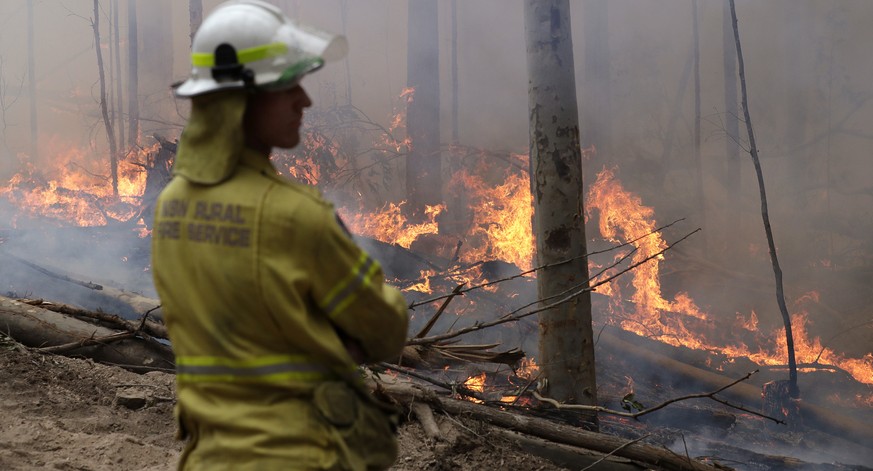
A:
[
  {"xmin": 338, "ymin": 202, "xmax": 444, "ymax": 249},
  {"xmin": 587, "ymin": 167, "xmax": 709, "ymax": 347},
  {"xmin": 452, "ymin": 170, "xmax": 534, "ymax": 271},
  {"xmin": 586, "ymin": 167, "xmax": 873, "ymax": 385},
  {"xmin": 0, "ymin": 137, "xmax": 154, "ymax": 227}
]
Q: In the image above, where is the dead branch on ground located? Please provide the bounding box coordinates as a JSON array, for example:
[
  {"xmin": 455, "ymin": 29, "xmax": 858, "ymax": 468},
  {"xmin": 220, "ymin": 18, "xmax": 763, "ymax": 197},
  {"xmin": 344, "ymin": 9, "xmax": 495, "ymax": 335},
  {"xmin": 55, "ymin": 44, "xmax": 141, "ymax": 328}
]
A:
[
  {"xmin": 382, "ymin": 381, "xmax": 724, "ymax": 471},
  {"xmin": 36, "ymin": 330, "xmax": 134, "ymax": 355},
  {"xmin": 20, "ymin": 299, "xmax": 167, "ymax": 340}
]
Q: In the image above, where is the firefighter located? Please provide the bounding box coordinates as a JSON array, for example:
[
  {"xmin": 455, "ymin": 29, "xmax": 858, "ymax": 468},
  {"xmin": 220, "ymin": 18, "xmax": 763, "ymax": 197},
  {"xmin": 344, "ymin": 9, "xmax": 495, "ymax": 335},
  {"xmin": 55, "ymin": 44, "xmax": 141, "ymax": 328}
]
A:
[{"xmin": 151, "ymin": 1, "xmax": 409, "ymax": 469}]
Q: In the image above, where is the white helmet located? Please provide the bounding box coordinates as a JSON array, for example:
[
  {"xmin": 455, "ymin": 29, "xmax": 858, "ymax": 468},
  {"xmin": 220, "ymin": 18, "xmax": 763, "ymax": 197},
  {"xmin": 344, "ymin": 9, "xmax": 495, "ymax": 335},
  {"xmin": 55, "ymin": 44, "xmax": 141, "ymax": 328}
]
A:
[{"xmin": 174, "ymin": 0, "xmax": 347, "ymax": 97}]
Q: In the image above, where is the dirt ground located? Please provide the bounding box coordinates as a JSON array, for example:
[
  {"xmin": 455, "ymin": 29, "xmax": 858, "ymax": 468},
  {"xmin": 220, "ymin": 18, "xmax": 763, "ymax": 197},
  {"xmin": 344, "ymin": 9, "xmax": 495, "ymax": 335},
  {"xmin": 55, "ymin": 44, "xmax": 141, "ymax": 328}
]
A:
[{"xmin": 0, "ymin": 335, "xmax": 570, "ymax": 471}]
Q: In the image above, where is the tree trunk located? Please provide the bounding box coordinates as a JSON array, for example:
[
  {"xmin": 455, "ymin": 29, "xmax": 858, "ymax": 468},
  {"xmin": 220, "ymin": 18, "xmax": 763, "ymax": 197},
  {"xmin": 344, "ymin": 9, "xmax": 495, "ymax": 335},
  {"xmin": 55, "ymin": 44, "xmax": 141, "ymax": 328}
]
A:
[
  {"xmin": 728, "ymin": 0, "xmax": 798, "ymax": 398},
  {"xmin": 523, "ymin": 0, "xmax": 598, "ymax": 426},
  {"xmin": 581, "ymin": 0, "xmax": 610, "ymax": 159},
  {"xmin": 93, "ymin": 0, "xmax": 119, "ymax": 196},
  {"xmin": 783, "ymin": 0, "xmax": 814, "ymax": 207},
  {"xmin": 138, "ymin": 0, "xmax": 174, "ymax": 137},
  {"xmin": 339, "ymin": 0, "xmax": 352, "ymax": 104},
  {"xmin": 692, "ymin": 0, "xmax": 706, "ymax": 250},
  {"xmin": 721, "ymin": 0, "xmax": 740, "ymax": 262},
  {"xmin": 405, "ymin": 0, "xmax": 442, "ymax": 221},
  {"xmin": 127, "ymin": 0, "xmax": 139, "ymax": 147},
  {"xmin": 450, "ymin": 0, "xmax": 459, "ymax": 146},
  {"xmin": 113, "ymin": 0, "xmax": 125, "ymax": 152},
  {"xmin": 189, "ymin": 0, "xmax": 203, "ymax": 47},
  {"xmin": 27, "ymin": 0, "xmax": 38, "ymax": 160}
]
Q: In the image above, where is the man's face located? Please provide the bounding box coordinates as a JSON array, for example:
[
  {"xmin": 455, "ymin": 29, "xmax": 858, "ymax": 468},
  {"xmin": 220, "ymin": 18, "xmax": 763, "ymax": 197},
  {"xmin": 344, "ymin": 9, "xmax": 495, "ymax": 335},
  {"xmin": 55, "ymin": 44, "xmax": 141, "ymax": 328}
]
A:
[{"xmin": 244, "ymin": 84, "xmax": 313, "ymax": 152}]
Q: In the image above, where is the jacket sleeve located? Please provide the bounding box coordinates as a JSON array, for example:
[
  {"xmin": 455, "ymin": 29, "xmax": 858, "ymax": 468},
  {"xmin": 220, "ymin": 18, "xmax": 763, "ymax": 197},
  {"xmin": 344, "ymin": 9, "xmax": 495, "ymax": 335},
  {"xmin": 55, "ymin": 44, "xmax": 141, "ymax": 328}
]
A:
[{"xmin": 311, "ymin": 212, "xmax": 409, "ymax": 363}]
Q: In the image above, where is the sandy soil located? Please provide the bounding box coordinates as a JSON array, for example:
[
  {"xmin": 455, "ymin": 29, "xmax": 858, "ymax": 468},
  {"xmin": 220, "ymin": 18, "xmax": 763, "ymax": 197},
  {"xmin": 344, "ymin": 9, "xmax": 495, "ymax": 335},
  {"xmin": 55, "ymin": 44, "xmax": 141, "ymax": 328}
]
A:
[{"xmin": 0, "ymin": 335, "xmax": 568, "ymax": 471}]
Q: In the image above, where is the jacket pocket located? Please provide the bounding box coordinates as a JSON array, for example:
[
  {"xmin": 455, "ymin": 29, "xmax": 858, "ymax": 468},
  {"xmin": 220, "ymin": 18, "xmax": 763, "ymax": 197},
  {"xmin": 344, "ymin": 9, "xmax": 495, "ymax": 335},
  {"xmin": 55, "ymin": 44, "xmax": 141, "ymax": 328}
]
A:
[{"xmin": 313, "ymin": 382, "xmax": 399, "ymax": 470}]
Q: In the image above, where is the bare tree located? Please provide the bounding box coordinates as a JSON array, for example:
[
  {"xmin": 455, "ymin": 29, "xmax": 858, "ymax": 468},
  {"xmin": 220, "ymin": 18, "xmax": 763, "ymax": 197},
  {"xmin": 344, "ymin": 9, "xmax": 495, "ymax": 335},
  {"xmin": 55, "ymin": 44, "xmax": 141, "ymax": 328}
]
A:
[
  {"xmin": 127, "ymin": 0, "xmax": 139, "ymax": 146},
  {"xmin": 450, "ymin": 0, "xmax": 459, "ymax": 147},
  {"xmin": 138, "ymin": 0, "xmax": 174, "ymax": 136},
  {"xmin": 692, "ymin": 0, "xmax": 708, "ymax": 252},
  {"xmin": 0, "ymin": 57, "xmax": 25, "ymax": 151},
  {"xmin": 189, "ymin": 0, "xmax": 203, "ymax": 47},
  {"xmin": 405, "ymin": 0, "xmax": 441, "ymax": 221},
  {"xmin": 112, "ymin": 0, "xmax": 125, "ymax": 152},
  {"xmin": 524, "ymin": 0, "xmax": 598, "ymax": 427},
  {"xmin": 581, "ymin": 0, "xmax": 610, "ymax": 158},
  {"xmin": 722, "ymin": 0, "xmax": 741, "ymax": 262},
  {"xmin": 27, "ymin": 0, "xmax": 38, "ymax": 160},
  {"xmin": 728, "ymin": 0, "xmax": 798, "ymax": 398},
  {"xmin": 93, "ymin": 0, "xmax": 119, "ymax": 195}
]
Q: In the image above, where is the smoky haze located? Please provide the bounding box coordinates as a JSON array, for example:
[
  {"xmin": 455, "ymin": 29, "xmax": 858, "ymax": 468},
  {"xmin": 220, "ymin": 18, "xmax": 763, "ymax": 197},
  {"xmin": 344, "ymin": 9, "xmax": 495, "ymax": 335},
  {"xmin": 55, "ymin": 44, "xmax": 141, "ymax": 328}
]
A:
[{"xmin": 0, "ymin": 0, "xmax": 872, "ymax": 464}]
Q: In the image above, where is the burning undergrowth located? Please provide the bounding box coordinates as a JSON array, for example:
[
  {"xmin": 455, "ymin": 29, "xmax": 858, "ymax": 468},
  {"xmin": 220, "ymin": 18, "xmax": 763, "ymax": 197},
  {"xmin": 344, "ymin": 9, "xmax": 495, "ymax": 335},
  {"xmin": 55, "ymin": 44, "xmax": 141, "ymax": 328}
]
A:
[{"xmin": 1, "ymin": 91, "xmax": 873, "ymax": 467}]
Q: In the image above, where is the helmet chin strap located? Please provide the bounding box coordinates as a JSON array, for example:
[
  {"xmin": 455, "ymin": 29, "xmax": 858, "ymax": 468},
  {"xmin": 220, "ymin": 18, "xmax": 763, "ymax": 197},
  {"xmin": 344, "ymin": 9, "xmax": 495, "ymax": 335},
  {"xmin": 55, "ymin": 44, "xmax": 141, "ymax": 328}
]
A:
[{"xmin": 211, "ymin": 43, "xmax": 256, "ymax": 89}]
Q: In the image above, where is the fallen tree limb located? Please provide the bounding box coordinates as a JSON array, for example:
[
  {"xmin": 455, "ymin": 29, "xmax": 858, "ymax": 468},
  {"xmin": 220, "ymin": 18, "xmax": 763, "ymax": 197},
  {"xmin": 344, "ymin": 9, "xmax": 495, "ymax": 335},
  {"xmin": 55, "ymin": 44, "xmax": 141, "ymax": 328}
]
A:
[
  {"xmin": 488, "ymin": 429, "xmax": 643, "ymax": 471},
  {"xmin": 382, "ymin": 381, "xmax": 724, "ymax": 471},
  {"xmin": 36, "ymin": 330, "xmax": 134, "ymax": 355},
  {"xmin": 20, "ymin": 299, "xmax": 168, "ymax": 339},
  {"xmin": 0, "ymin": 295, "xmax": 174, "ymax": 372}
]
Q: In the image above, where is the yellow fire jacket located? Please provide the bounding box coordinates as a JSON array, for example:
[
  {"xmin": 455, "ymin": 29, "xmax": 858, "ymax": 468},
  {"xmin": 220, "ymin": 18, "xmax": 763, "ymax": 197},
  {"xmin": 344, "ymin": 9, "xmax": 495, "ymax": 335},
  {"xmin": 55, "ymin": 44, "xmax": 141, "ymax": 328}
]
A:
[{"xmin": 152, "ymin": 128, "xmax": 409, "ymax": 469}]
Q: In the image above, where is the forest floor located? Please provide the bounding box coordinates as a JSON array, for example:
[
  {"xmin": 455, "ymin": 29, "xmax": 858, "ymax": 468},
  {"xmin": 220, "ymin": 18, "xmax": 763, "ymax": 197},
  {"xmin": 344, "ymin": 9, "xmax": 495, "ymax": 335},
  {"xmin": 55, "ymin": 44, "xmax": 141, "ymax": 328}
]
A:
[{"xmin": 0, "ymin": 336, "xmax": 570, "ymax": 471}]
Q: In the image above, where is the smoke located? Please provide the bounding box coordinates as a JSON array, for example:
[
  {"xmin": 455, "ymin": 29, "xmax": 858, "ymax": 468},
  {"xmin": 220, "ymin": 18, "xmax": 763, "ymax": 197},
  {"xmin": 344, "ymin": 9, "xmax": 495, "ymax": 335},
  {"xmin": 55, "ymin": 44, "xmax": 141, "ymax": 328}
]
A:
[{"xmin": 1, "ymin": 0, "xmax": 872, "ymax": 463}]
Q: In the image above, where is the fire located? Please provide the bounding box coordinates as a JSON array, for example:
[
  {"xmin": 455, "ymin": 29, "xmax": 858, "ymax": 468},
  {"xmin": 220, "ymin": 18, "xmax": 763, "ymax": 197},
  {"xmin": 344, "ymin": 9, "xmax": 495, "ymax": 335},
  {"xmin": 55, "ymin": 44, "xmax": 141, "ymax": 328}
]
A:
[
  {"xmin": 385, "ymin": 87, "xmax": 414, "ymax": 153},
  {"xmin": 406, "ymin": 269, "xmax": 435, "ymax": 294},
  {"xmin": 515, "ymin": 357, "xmax": 539, "ymax": 380},
  {"xmin": 737, "ymin": 310, "xmax": 759, "ymax": 331},
  {"xmin": 452, "ymin": 170, "xmax": 534, "ymax": 271},
  {"xmin": 0, "ymin": 137, "xmax": 152, "ymax": 227},
  {"xmin": 586, "ymin": 167, "xmax": 873, "ymax": 386},
  {"xmin": 339, "ymin": 202, "xmax": 444, "ymax": 249},
  {"xmin": 338, "ymin": 170, "xmax": 534, "ymax": 276},
  {"xmin": 464, "ymin": 372, "xmax": 487, "ymax": 393},
  {"xmin": 587, "ymin": 167, "xmax": 709, "ymax": 348}
]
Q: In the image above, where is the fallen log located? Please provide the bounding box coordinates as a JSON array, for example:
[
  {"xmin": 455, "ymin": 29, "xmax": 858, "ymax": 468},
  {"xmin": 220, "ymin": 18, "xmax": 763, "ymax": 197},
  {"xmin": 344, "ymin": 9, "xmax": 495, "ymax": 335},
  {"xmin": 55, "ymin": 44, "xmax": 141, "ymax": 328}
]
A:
[
  {"xmin": 382, "ymin": 381, "xmax": 723, "ymax": 471},
  {"xmin": 0, "ymin": 296, "xmax": 174, "ymax": 372},
  {"xmin": 488, "ymin": 429, "xmax": 643, "ymax": 471}
]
